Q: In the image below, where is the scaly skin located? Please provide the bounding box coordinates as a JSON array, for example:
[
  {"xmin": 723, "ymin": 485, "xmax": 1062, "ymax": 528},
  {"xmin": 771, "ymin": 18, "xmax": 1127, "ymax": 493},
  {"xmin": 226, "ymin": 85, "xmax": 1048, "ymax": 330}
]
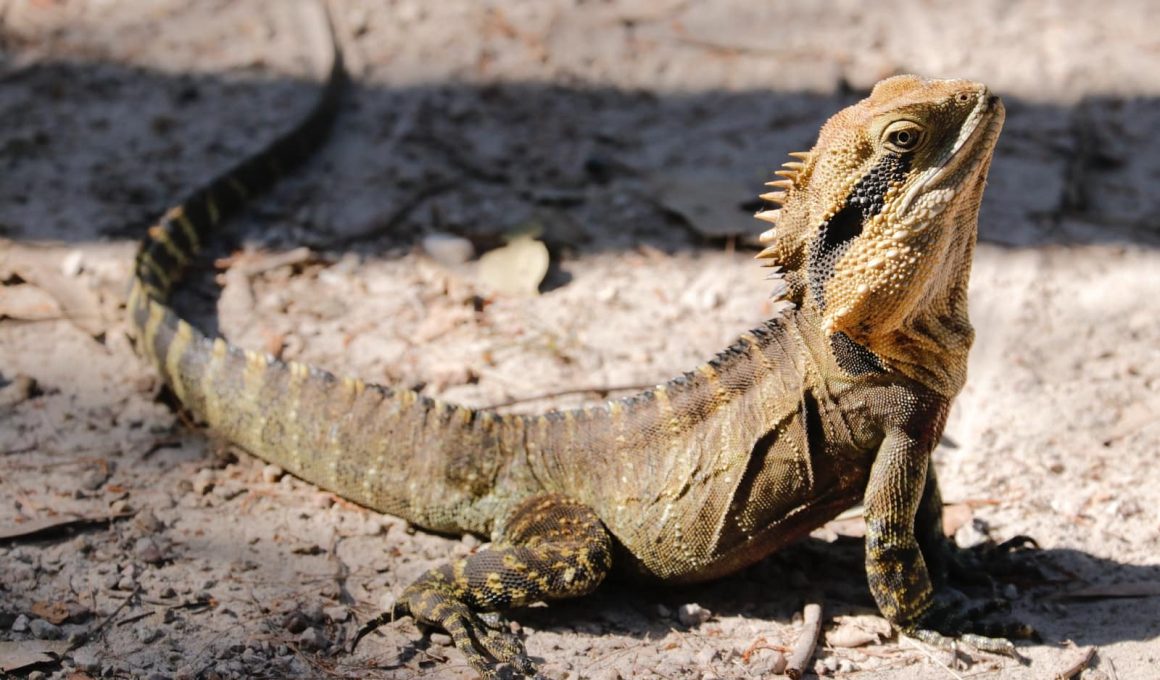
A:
[{"xmin": 128, "ymin": 22, "xmax": 1027, "ymax": 677}]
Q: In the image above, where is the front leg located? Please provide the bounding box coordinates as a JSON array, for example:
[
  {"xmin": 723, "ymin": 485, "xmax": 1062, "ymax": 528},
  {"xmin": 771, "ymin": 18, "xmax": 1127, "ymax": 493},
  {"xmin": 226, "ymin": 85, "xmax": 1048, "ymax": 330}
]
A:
[
  {"xmin": 356, "ymin": 494, "xmax": 613, "ymax": 679},
  {"xmin": 864, "ymin": 428, "xmax": 1034, "ymax": 654}
]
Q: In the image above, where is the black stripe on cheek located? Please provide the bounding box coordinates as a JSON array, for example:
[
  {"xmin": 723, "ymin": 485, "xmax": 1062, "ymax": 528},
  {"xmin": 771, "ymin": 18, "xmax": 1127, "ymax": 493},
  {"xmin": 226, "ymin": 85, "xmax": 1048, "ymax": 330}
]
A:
[
  {"xmin": 808, "ymin": 202, "xmax": 863, "ymax": 308},
  {"xmin": 807, "ymin": 153, "xmax": 912, "ymax": 309}
]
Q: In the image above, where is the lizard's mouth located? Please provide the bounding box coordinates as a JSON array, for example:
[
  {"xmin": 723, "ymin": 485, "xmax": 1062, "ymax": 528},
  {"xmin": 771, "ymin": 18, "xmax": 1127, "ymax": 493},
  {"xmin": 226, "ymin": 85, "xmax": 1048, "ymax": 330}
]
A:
[
  {"xmin": 896, "ymin": 91, "xmax": 1005, "ymax": 215},
  {"xmin": 926, "ymin": 92, "xmax": 1005, "ymax": 189}
]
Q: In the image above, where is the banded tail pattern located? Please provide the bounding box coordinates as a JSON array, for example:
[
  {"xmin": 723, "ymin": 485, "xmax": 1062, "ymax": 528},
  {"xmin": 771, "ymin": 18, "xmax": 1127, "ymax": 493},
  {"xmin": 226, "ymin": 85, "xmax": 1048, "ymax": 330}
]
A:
[{"xmin": 127, "ymin": 29, "xmax": 531, "ymax": 536}]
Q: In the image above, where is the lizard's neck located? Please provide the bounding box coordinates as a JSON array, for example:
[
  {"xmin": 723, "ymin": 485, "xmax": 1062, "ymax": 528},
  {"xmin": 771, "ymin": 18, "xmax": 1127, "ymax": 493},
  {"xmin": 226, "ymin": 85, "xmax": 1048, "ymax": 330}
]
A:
[{"xmin": 857, "ymin": 207, "xmax": 978, "ymax": 399}]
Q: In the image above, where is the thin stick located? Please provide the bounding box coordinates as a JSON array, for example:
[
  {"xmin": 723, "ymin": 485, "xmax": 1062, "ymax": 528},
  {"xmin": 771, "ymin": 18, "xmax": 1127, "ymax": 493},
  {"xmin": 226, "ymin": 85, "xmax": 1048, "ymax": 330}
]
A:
[
  {"xmin": 900, "ymin": 636, "xmax": 965, "ymax": 680},
  {"xmin": 785, "ymin": 602, "xmax": 822, "ymax": 679},
  {"xmin": 1053, "ymin": 645, "xmax": 1096, "ymax": 680},
  {"xmin": 481, "ymin": 383, "xmax": 655, "ymax": 410}
]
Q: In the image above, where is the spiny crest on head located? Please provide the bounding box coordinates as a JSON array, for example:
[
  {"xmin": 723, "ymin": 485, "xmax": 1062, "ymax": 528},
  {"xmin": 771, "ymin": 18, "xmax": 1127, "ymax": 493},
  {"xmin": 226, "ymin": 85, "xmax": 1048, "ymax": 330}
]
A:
[{"xmin": 754, "ymin": 151, "xmax": 812, "ymax": 254}]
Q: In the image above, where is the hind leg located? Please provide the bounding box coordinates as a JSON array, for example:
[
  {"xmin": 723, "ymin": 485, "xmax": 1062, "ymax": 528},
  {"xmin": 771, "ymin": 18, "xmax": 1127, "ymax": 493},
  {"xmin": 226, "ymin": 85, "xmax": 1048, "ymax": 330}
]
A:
[{"xmin": 356, "ymin": 494, "xmax": 613, "ymax": 678}]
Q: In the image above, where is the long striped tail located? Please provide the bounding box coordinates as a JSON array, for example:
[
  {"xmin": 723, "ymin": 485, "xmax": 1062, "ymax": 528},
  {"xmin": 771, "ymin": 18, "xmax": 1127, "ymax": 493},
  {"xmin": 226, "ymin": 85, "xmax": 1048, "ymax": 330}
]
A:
[{"xmin": 127, "ymin": 8, "xmax": 522, "ymax": 536}]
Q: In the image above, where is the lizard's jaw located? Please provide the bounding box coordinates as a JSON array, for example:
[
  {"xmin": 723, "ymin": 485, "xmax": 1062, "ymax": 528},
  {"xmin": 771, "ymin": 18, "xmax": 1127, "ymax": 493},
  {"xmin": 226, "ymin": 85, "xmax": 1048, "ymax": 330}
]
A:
[{"xmin": 898, "ymin": 89, "xmax": 1005, "ymax": 216}]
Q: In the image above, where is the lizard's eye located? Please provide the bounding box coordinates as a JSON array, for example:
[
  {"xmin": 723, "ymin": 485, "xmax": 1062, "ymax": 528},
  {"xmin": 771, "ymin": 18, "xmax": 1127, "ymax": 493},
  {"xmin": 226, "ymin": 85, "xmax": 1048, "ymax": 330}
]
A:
[{"xmin": 882, "ymin": 121, "xmax": 925, "ymax": 153}]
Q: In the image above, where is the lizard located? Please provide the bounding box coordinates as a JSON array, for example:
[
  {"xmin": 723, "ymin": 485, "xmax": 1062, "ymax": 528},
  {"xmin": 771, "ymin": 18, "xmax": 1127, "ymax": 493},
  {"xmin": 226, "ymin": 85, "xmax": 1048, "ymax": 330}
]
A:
[{"xmin": 127, "ymin": 19, "xmax": 1030, "ymax": 678}]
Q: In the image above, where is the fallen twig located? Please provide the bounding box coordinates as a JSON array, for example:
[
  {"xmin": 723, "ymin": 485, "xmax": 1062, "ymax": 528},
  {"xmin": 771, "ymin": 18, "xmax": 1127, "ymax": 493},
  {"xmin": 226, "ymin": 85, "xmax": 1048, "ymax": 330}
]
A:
[
  {"xmin": 785, "ymin": 602, "xmax": 822, "ymax": 679},
  {"xmin": 0, "ymin": 512, "xmax": 133, "ymax": 543},
  {"xmin": 1053, "ymin": 644, "xmax": 1096, "ymax": 680},
  {"xmin": 481, "ymin": 382, "xmax": 655, "ymax": 410}
]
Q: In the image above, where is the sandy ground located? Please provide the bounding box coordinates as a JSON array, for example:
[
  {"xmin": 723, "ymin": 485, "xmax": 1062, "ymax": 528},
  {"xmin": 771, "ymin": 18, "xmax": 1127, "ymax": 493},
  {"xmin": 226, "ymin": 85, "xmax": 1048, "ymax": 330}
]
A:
[{"xmin": 2, "ymin": 1, "xmax": 1159, "ymax": 678}]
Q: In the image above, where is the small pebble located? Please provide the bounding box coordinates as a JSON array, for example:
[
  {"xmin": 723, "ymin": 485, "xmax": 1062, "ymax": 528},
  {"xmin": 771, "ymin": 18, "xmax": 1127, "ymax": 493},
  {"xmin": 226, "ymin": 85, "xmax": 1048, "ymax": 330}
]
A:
[
  {"xmin": 61, "ymin": 250, "xmax": 84, "ymax": 276},
  {"xmin": 677, "ymin": 603, "xmax": 712, "ymax": 626},
  {"xmin": 11, "ymin": 614, "xmax": 29, "ymax": 632},
  {"xmin": 135, "ymin": 537, "xmax": 165, "ymax": 564},
  {"xmin": 422, "ymin": 233, "xmax": 475, "ymax": 266},
  {"xmin": 297, "ymin": 627, "xmax": 327, "ymax": 651},
  {"xmin": 137, "ymin": 626, "xmax": 163, "ymax": 644},
  {"xmin": 134, "ymin": 509, "xmax": 166, "ymax": 533},
  {"xmin": 747, "ymin": 649, "xmax": 787, "ymax": 675},
  {"xmin": 302, "ymin": 601, "xmax": 325, "ymax": 623},
  {"xmin": 262, "ymin": 464, "xmax": 284, "ymax": 483},
  {"xmin": 30, "ymin": 618, "xmax": 62, "ymax": 640},
  {"xmin": 954, "ymin": 518, "xmax": 990, "ymax": 550},
  {"xmin": 324, "ymin": 605, "xmax": 349, "ymax": 622},
  {"xmin": 192, "ymin": 469, "xmax": 215, "ymax": 495},
  {"xmin": 429, "ymin": 632, "xmax": 453, "ymax": 646},
  {"xmin": 695, "ymin": 647, "xmax": 718, "ymax": 666}
]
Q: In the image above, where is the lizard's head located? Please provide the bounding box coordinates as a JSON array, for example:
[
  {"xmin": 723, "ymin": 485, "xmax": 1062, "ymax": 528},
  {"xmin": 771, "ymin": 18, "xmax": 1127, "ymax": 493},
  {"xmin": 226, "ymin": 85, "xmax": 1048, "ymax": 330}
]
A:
[{"xmin": 756, "ymin": 75, "xmax": 1005, "ymax": 392}]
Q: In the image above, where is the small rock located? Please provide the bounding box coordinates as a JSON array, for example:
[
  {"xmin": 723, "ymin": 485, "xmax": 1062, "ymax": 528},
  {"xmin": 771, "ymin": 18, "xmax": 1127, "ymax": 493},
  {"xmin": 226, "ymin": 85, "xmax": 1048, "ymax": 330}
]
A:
[
  {"xmin": 109, "ymin": 498, "xmax": 133, "ymax": 515},
  {"xmin": 1004, "ymin": 583, "xmax": 1019, "ymax": 600},
  {"xmin": 677, "ymin": 603, "xmax": 712, "ymax": 626},
  {"xmin": 72, "ymin": 647, "xmax": 101, "ymax": 672},
  {"xmin": 199, "ymin": 579, "xmax": 217, "ymax": 590},
  {"xmin": 460, "ymin": 533, "xmax": 482, "ymax": 550},
  {"xmin": 134, "ymin": 509, "xmax": 165, "ymax": 533},
  {"xmin": 30, "ymin": 617, "xmax": 62, "ymax": 639},
  {"xmin": 422, "ymin": 233, "xmax": 475, "ymax": 267},
  {"xmin": 135, "ymin": 537, "xmax": 165, "ymax": 564},
  {"xmin": 323, "ymin": 605, "xmax": 349, "ymax": 622},
  {"xmin": 27, "ymin": 671, "xmax": 45, "ymax": 680},
  {"xmin": 302, "ymin": 602, "xmax": 325, "ymax": 623},
  {"xmin": 282, "ymin": 611, "xmax": 309, "ymax": 634},
  {"xmin": 192, "ymin": 469, "xmax": 215, "ymax": 495},
  {"xmin": 429, "ymin": 632, "xmax": 453, "ymax": 646},
  {"xmin": 747, "ymin": 649, "xmax": 787, "ymax": 675},
  {"xmin": 297, "ymin": 627, "xmax": 327, "ymax": 651},
  {"xmin": 137, "ymin": 626, "xmax": 163, "ymax": 644},
  {"xmin": 261, "ymin": 464, "xmax": 284, "ymax": 484},
  {"xmin": 954, "ymin": 518, "xmax": 990, "ymax": 550},
  {"xmin": 11, "ymin": 613, "xmax": 29, "ymax": 632},
  {"xmin": 655, "ymin": 603, "xmax": 671, "ymax": 618},
  {"xmin": 61, "ymin": 249, "xmax": 85, "ymax": 276},
  {"xmin": 213, "ymin": 482, "xmax": 245, "ymax": 500},
  {"xmin": 159, "ymin": 586, "xmax": 177, "ymax": 599},
  {"xmin": 695, "ymin": 646, "xmax": 719, "ymax": 666},
  {"xmin": 837, "ymin": 658, "xmax": 857, "ymax": 672},
  {"xmin": 80, "ymin": 467, "xmax": 111, "ymax": 491}
]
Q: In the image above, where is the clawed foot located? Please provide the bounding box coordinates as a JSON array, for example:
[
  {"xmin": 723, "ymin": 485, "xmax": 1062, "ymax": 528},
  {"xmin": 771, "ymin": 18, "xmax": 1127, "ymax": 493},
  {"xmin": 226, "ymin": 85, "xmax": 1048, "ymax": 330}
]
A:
[
  {"xmin": 910, "ymin": 590, "xmax": 1038, "ymax": 659},
  {"xmin": 354, "ymin": 599, "xmax": 540, "ymax": 679}
]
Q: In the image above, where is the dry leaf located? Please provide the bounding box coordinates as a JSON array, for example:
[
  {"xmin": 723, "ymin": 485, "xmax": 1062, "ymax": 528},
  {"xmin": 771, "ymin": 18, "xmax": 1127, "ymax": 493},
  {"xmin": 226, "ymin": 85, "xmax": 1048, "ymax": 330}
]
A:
[
  {"xmin": 827, "ymin": 614, "xmax": 892, "ymax": 648},
  {"xmin": 651, "ymin": 170, "xmax": 754, "ymax": 239},
  {"xmin": 0, "ymin": 284, "xmax": 62, "ymax": 321},
  {"xmin": 478, "ymin": 235, "xmax": 549, "ymax": 296},
  {"xmin": 31, "ymin": 600, "xmax": 90, "ymax": 625},
  {"xmin": 0, "ymin": 640, "xmax": 70, "ymax": 673}
]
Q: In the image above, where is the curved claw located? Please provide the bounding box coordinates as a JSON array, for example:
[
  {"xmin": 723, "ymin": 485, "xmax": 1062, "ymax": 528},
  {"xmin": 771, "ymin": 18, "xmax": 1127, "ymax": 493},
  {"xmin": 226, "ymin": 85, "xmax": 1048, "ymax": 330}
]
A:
[{"xmin": 351, "ymin": 601, "xmax": 410, "ymax": 652}]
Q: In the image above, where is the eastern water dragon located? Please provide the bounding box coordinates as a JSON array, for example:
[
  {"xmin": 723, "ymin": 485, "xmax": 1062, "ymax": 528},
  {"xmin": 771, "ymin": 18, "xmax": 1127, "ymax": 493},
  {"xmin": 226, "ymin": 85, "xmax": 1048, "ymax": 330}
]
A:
[{"xmin": 127, "ymin": 16, "xmax": 1030, "ymax": 678}]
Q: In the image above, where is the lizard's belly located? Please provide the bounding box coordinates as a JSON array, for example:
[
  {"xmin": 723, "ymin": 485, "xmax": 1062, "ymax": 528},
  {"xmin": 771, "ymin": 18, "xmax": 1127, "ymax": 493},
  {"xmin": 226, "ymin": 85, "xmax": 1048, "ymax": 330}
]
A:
[{"xmin": 607, "ymin": 458, "xmax": 871, "ymax": 584}]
